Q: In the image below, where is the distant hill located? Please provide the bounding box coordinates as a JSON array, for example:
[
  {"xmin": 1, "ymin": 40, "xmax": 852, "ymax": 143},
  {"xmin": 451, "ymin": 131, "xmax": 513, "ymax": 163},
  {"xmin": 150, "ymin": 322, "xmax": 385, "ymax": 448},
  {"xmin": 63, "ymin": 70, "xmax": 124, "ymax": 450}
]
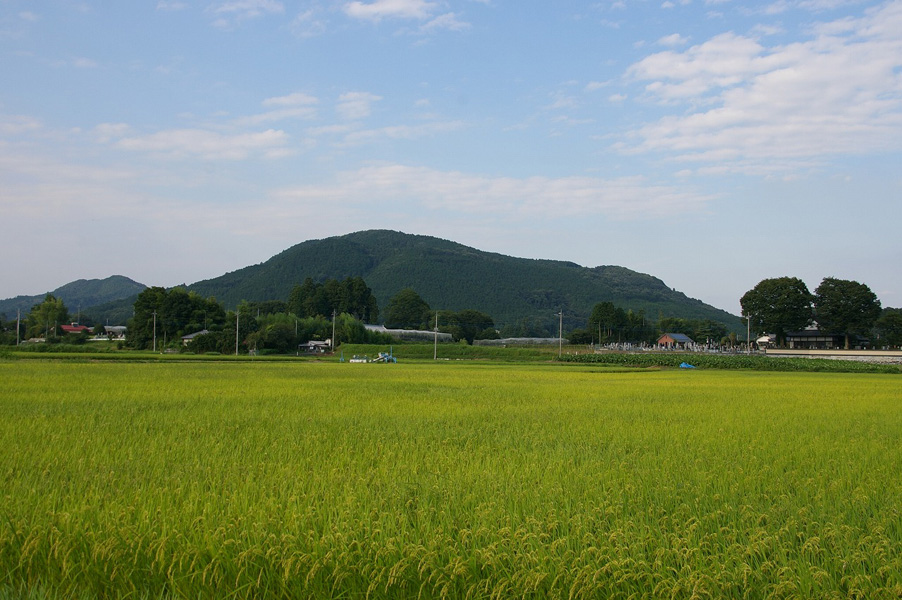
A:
[
  {"xmin": 183, "ymin": 230, "xmax": 740, "ymax": 332},
  {"xmin": 0, "ymin": 276, "xmax": 146, "ymax": 322}
]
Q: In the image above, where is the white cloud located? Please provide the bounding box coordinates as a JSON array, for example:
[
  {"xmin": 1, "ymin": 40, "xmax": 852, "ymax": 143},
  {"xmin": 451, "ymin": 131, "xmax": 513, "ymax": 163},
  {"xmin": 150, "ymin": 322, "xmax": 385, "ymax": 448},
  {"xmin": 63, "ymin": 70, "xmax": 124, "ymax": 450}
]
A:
[
  {"xmin": 336, "ymin": 92, "xmax": 382, "ymax": 120},
  {"xmin": 421, "ymin": 12, "xmax": 470, "ymax": 32},
  {"xmin": 274, "ymin": 164, "xmax": 714, "ymax": 219},
  {"xmin": 116, "ymin": 128, "xmax": 290, "ymax": 160},
  {"xmin": 232, "ymin": 92, "xmax": 320, "ymax": 124},
  {"xmin": 72, "ymin": 57, "xmax": 98, "ymax": 68},
  {"xmin": 156, "ymin": 1, "xmax": 187, "ymax": 10},
  {"xmin": 93, "ymin": 122, "xmax": 131, "ymax": 143},
  {"xmin": 289, "ymin": 9, "xmax": 327, "ymax": 38},
  {"xmin": 0, "ymin": 114, "xmax": 42, "ymax": 136},
  {"xmin": 621, "ymin": 1, "xmax": 902, "ymax": 172},
  {"xmin": 262, "ymin": 92, "xmax": 319, "ymax": 107},
  {"xmin": 343, "ymin": 0, "xmax": 437, "ymax": 21},
  {"xmin": 212, "ymin": 0, "xmax": 284, "ymax": 16},
  {"xmin": 340, "ymin": 120, "xmax": 463, "ymax": 145},
  {"xmin": 209, "ymin": 0, "xmax": 284, "ymax": 27},
  {"xmin": 658, "ymin": 33, "xmax": 689, "ymax": 46}
]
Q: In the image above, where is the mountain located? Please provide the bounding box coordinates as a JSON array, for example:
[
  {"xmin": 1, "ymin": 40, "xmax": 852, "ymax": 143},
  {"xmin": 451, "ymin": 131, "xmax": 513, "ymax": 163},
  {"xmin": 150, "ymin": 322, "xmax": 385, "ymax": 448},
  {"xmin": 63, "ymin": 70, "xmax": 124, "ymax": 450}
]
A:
[
  {"xmin": 183, "ymin": 230, "xmax": 740, "ymax": 331},
  {"xmin": 0, "ymin": 276, "xmax": 146, "ymax": 322}
]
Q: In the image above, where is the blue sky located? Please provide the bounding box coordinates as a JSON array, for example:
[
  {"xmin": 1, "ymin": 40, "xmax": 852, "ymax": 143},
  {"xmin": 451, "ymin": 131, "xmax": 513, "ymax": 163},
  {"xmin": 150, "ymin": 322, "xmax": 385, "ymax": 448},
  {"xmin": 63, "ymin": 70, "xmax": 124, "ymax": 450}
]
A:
[{"xmin": 2, "ymin": 0, "xmax": 901, "ymax": 315}]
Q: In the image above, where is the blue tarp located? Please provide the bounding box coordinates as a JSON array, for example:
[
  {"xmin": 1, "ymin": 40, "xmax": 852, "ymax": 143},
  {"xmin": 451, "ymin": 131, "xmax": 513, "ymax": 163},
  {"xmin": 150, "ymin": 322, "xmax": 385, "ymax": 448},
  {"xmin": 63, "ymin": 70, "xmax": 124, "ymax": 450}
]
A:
[{"xmin": 679, "ymin": 362, "xmax": 697, "ymax": 369}]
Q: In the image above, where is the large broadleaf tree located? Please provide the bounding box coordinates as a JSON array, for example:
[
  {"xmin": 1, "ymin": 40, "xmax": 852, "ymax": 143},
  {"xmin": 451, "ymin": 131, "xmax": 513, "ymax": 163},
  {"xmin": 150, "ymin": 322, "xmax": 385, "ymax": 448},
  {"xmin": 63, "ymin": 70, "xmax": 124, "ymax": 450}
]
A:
[{"xmin": 740, "ymin": 277, "xmax": 813, "ymax": 345}]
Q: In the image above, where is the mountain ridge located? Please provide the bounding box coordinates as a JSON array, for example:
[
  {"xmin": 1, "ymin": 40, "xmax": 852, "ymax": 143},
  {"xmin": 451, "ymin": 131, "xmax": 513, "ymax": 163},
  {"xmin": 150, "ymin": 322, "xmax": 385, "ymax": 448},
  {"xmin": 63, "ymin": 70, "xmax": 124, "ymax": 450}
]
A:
[
  {"xmin": 185, "ymin": 230, "xmax": 740, "ymax": 331},
  {"xmin": 5, "ymin": 231, "xmax": 740, "ymax": 332},
  {"xmin": 0, "ymin": 276, "xmax": 146, "ymax": 321}
]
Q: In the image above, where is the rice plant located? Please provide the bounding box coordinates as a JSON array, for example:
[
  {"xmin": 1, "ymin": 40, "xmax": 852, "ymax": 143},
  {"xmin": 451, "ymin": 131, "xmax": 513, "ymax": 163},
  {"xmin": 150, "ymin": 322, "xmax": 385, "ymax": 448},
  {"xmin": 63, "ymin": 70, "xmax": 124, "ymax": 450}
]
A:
[{"xmin": 1, "ymin": 361, "xmax": 901, "ymax": 598}]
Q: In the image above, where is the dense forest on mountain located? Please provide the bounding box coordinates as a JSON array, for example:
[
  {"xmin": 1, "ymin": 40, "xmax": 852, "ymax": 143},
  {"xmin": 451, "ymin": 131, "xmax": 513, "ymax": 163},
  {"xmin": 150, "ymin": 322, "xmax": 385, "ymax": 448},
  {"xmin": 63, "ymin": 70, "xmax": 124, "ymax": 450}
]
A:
[
  {"xmin": 0, "ymin": 276, "xmax": 145, "ymax": 321},
  {"xmin": 6, "ymin": 231, "xmax": 741, "ymax": 334},
  {"xmin": 184, "ymin": 230, "xmax": 740, "ymax": 332}
]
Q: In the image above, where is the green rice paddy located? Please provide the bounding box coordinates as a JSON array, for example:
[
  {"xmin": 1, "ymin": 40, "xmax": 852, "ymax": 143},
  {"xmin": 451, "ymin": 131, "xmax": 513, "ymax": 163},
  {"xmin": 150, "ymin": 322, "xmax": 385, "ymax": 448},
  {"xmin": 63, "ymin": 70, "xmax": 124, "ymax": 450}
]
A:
[{"xmin": 1, "ymin": 360, "xmax": 901, "ymax": 598}]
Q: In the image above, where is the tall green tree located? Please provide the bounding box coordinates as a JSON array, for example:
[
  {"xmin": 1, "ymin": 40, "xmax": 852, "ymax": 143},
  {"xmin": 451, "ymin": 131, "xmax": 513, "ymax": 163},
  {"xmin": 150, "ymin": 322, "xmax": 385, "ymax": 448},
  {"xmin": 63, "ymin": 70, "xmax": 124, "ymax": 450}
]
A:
[
  {"xmin": 26, "ymin": 294, "xmax": 70, "ymax": 339},
  {"xmin": 589, "ymin": 302, "xmax": 627, "ymax": 343},
  {"xmin": 814, "ymin": 277, "xmax": 882, "ymax": 349},
  {"xmin": 384, "ymin": 288, "xmax": 431, "ymax": 329},
  {"xmin": 439, "ymin": 309, "xmax": 495, "ymax": 344},
  {"xmin": 740, "ymin": 277, "xmax": 813, "ymax": 345},
  {"xmin": 129, "ymin": 287, "xmax": 225, "ymax": 350},
  {"xmin": 875, "ymin": 308, "xmax": 902, "ymax": 348},
  {"xmin": 287, "ymin": 277, "xmax": 379, "ymax": 323}
]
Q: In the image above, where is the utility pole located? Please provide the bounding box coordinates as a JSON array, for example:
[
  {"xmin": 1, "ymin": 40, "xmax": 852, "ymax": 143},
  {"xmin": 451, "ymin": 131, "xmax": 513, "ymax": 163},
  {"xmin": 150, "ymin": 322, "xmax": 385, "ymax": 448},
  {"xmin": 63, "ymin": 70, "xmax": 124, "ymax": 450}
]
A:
[
  {"xmin": 746, "ymin": 315, "xmax": 751, "ymax": 355},
  {"xmin": 332, "ymin": 310, "xmax": 337, "ymax": 352},
  {"xmin": 235, "ymin": 309, "xmax": 240, "ymax": 356},
  {"xmin": 434, "ymin": 311, "xmax": 439, "ymax": 360},
  {"xmin": 558, "ymin": 310, "xmax": 563, "ymax": 358},
  {"xmin": 16, "ymin": 308, "xmax": 20, "ymax": 346},
  {"xmin": 152, "ymin": 311, "xmax": 157, "ymax": 353}
]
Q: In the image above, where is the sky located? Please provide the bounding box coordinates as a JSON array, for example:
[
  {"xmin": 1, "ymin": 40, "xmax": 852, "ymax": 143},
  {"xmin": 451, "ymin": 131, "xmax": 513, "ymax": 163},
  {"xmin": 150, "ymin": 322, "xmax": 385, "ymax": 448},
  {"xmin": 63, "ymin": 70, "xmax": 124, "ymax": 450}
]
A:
[{"xmin": 2, "ymin": 0, "xmax": 901, "ymax": 315}]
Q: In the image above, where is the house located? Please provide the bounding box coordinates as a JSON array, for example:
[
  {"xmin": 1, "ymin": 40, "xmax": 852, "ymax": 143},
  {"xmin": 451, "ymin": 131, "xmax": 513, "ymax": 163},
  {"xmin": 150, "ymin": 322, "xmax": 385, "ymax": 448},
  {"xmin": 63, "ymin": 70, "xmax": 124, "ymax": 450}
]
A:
[
  {"xmin": 181, "ymin": 330, "xmax": 209, "ymax": 346},
  {"xmin": 299, "ymin": 340, "xmax": 332, "ymax": 353},
  {"xmin": 785, "ymin": 329, "xmax": 868, "ymax": 350},
  {"xmin": 104, "ymin": 325, "xmax": 127, "ymax": 339},
  {"xmin": 756, "ymin": 334, "xmax": 776, "ymax": 349},
  {"xmin": 61, "ymin": 324, "xmax": 92, "ymax": 335},
  {"xmin": 657, "ymin": 333, "xmax": 694, "ymax": 349}
]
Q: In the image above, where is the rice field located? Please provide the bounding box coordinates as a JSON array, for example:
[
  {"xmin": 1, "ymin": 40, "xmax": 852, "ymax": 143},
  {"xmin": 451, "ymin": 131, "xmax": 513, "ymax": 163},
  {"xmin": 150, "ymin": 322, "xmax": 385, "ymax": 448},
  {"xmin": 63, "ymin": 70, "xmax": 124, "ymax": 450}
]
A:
[{"xmin": 1, "ymin": 360, "xmax": 901, "ymax": 598}]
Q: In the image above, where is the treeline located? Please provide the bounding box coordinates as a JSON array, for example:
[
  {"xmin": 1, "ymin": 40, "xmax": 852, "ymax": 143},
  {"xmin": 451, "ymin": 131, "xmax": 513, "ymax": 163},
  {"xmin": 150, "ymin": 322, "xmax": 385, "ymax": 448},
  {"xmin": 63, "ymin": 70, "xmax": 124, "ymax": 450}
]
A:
[
  {"xmin": 127, "ymin": 281, "xmax": 391, "ymax": 354},
  {"xmin": 741, "ymin": 276, "xmax": 902, "ymax": 348},
  {"xmin": 0, "ymin": 293, "xmax": 106, "ymax": 345},
  {"xmin": 564, "ymin": 301, "xmax": 730, "ymax": 346},
  {"xmin": 288, "ymin": 277, "xmax": 379, "ymax": 323},
  {"xmin": 382, "ymin": 288, "xmax": 499, "ymax": 344}
]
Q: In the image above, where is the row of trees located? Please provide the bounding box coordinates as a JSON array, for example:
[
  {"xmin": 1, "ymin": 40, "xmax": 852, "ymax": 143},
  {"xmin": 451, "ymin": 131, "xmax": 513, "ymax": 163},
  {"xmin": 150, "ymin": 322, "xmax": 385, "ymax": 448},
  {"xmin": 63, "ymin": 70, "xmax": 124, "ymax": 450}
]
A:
[
  {"xmin": 9, "ymin": 276, "xmax": 898, "ymax": 352},
  {"xmin": 0, "ymin": 294, "xmax": 111, "ymax": 344},
  {"xmin": 739, "ymin": 276, "xmax": 899, "ymax": 348},
  {"xmin": 566, "ymin": 301, "xmax": 729, "ymax": 346},
  {"xmin": 383, "ymin": 288, "xmax": 499, "ymax": 344},
  {"xmin": 127, "ymin": 283, "xmax": 393, "ymax": 353},
  {"xmin": 288, "ymin": 277, "xmax": 379, "ymax": 323}
]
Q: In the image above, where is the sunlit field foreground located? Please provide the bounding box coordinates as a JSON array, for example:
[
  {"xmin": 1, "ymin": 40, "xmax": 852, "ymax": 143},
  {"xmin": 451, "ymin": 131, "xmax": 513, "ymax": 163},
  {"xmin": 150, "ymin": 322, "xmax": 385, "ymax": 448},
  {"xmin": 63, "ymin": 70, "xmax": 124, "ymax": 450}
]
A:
[{"xmin": 2, "ymin": 361, "xmax": 901, "ymax": 599}]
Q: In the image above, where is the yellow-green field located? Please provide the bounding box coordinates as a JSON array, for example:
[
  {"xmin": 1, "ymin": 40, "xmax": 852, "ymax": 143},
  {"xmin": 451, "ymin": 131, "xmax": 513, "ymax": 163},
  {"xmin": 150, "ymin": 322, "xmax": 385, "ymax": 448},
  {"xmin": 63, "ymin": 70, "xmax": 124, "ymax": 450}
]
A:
[{"xmin": 1, "ymin": 360, "xmax": 901, "ymax": 598}]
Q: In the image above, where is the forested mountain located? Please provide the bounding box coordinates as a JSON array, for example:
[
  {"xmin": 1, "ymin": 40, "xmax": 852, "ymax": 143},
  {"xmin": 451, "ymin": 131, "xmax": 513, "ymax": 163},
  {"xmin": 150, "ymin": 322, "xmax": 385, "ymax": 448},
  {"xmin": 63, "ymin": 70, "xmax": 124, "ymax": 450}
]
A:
[
  {"xmin": 0, "ymin": 276, "xmax": 146, "ymax": 321},
  {"xmin": 183, "ymin": 230, "xmax": 740, "ymax": 332}
]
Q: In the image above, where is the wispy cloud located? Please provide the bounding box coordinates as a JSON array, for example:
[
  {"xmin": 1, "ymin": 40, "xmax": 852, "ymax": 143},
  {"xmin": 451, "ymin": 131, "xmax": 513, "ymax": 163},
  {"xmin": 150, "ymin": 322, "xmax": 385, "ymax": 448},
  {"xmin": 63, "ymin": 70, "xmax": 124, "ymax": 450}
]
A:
[
  {"xmin": 209, "ymin": 0, "xmax": 284, "ymax": 28},
  {"xmin": 275, "ymin": 163, "xmax": 715, "ymax": 219},
  {"xmin": 336, "ymin": 92, "xmax": 383, "ymax": 120},
  {"xmin": 116, "ymin": 128, "xmax": 291, "ymax": 160},
  {"xmin": 340, "ymin": 121, "xmax": 464, "ymax": 145},
  {"xmin": 289, "ymin": 9, "xmax": 327, "ymax": 38},
  {"xmin": 342, "ymin": 0, "xmax": 471, "ymax": 32},
  {"xmin": 621, "ymin": 1, "xmax": 902, "ymax": 173},
  {"xmin": 263, "ymin": 92, "xmax": 319, "ymax": 107},
  {"xmin": 657, "ymin": 33, "xmax": 689, "ymax": 46},
  {"xmin": 343, "ymin": 0, "xmax": 438, "ymax": 21},
  {"xmin": 156, "ymin": 1, "xmax": 187, "ymax": 11},
  {"xmin": 0, "ymin": 114, "xmax": 42, "ymax": 136},
  {"xmin": 421, "ymin": 12, "xmax": 470, "ymax": 32},
  {"xmin": 233, "ymin": 93, "xmax": 320, "ymax": 125}
]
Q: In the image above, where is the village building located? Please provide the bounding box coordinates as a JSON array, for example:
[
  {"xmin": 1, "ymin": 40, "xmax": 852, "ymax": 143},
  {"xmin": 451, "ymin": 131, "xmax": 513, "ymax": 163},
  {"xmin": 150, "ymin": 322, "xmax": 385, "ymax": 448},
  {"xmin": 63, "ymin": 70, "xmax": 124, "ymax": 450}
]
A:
[
  {"xmin": 785, "ymin": 330, "xmax": 869, "ymax": 350},
  {"xmin": 60, "ymin": 324, "xmax": 92, "ymax": 335},
  {"xmin": 656, "ymin": 333, "xmax": 694, "ymax": 349},
  {"xmin": 180, "ymin": 330, "xmax": 209, "ymax": 346}
]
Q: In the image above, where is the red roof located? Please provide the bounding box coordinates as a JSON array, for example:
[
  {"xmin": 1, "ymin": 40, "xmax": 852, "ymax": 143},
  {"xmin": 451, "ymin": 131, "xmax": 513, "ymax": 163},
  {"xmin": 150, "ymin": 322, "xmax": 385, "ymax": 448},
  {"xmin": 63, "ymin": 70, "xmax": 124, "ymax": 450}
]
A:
[{"xmin": 61, "ymin": 325, "xmax": 91, "ymax": 334}]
